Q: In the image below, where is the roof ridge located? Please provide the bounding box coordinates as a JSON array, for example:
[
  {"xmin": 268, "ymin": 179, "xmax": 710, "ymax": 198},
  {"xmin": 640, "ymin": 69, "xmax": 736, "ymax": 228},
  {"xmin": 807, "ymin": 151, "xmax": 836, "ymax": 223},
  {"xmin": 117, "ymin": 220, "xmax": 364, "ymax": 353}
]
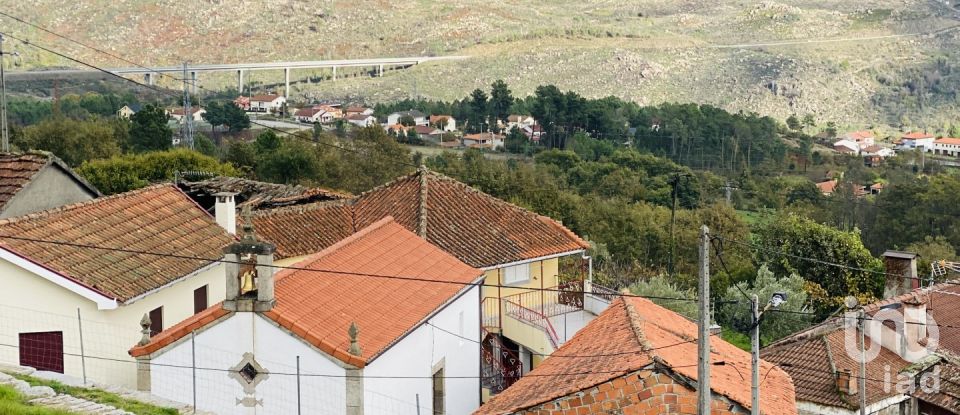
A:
[
  {"xmin": 252, "ymin": 198, "xmax": 353, "ymax": 217},
  {"xmin": 352, "ymin": 169, "xmax": 420, "ymax": 200},
  {"xmin": 622, "ymin": 297, "xmax": 653, "ymax": 353},
  {"xmin": 275, "ymin": 216, "xmax": 397, "ymax": 282},
  {"xmin": 0, "ymin": 183, "xmax": 175, "ymax": 227},
  {"xmin": 417, "ymin": 166, "xmax": 428, "ymax": 238}
]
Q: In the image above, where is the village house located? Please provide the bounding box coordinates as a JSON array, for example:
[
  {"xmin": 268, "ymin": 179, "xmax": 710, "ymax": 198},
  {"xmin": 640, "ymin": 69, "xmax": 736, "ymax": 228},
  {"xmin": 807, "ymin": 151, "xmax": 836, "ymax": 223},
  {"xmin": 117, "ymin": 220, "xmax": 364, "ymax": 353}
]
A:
[
  {"xmin": 239, "ymin": 168, "xmax": 609, "ymax": 399},
  {"xmin": 475, "ymin": 296, "xmax": 797, "ymax": 415},
  {"xmin": 234, "ymin": 96, "xmax": 251, "ymax": 111},
  {"xmin": 0, "ymin": 184, "xmax": 235, "ymax": 388},
  {"xmin": 130, "ymin": 217, "xmax": 483, "ymax": 415},
  {"xmin": 411, "ymin": 125, "xmax": 442, "ymax": 139},
  {"xmin": 249, "ymin": 94, "xmax": 286, "ymax": 113},
  {"xmin": 933, "ymin": 137, "xmax": 960, "ymax": 157},
  {"xmin": 293, "ymin": 107, "xmax": 333, "ymax": 124},
  {"xmin": 504, "ymin": 115, "xmax": 536, "ymax": 130},
  {"xmin": 833, "ymin": 139, "xmax": 860, "ymax": 155},
  {"xmin": 429, "ymin": 115, "xmax": 457, "ymax": 131},
  {"xmin": 0, "ymin": 152, "xmax": 101, "ymax": 219},
  {"xmin": 763, "ymin": 252, "xmax": 960, "ymax": 414},
  {"xmin": 844, "ymin": 130, "xmax": 876, "ymax": 149},
  {"xmin": 346, "ymin": 113, "xmax": 377, "ymax": 128},
  {"xmin": 899, "ymin": 132, "xmax": 935, "ymax": 151},
  {"xmin": 116, "ymin": 104, "xmax": 141, "ymax": 119},
  {"xmin": 463, "ymin": 132, "xmax": 505, "ymax": 150},
  {"xmin": 386, "ymin": 110, "xmax": 428, "ymax": 126},
  {"xmin": 167, "ymin": 107, "xmax": 206, "ymax": 123},
  {"xmin": 344, "ymin": 106, "xmax": 374, "ymax": 117},
  {"xmin": 520, "ymin": 124, "xmax": 544, "ymax": 143},
  {"xmin": 315, "ymin": 104, "xmax": 343, "ymax": 119}
]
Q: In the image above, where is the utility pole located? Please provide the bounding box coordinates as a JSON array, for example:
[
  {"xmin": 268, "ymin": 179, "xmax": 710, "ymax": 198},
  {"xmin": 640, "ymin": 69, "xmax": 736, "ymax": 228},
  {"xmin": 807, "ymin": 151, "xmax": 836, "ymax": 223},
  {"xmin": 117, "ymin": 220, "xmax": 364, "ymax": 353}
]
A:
[
  {"xmin": 858, "ymin": 308, "xmax": 867, "ymax": 415},
  {"xmin": 697, "ymin": 225, "xmax": 711, "ymax": 415},
  {"xmin": 0, "ymin": 34, "xmax": 11, "ymax": 153},
  {"xmin": 751, "ymin": 294, "xmax": 759, "ymax": 415},
  {"xmin": 724, "ymin": 181, "xmax": 732, "ymax": 204},
  {"xmin": 182, "ymin": 62, "xmax": 194, "ymax": 149}
]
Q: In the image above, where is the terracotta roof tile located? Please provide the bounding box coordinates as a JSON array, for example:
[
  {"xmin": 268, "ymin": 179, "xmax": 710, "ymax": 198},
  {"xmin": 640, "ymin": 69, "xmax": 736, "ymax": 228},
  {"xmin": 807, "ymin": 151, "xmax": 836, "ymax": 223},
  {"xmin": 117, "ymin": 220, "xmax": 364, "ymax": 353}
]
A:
[
  {"xmin": 476, "ymin": 297, "xmax": 796, "ymax": 414},
  {"xmin": 902, "ymin": 132, "xmax": 934, "ymax": 140},
  {"xmin": 935, "ymin": 137, "xmax": 960, "ymax": 145},
  {"xmin": 249, "ymin": 169, "xmax": 588, "ymax": 268},
  {"xmin": 131, "ymin": 218, "xmax": 483, "ymax": 366},
  {"xmin": 0, "ymin": 184, "xmax": 234, "ymax": 302},
  {"xmin": 0, "ymin": 152, "xmax": 100, "ymax": 212},
  {"xmin": 178, "ymin": 176, "xmax": 349, "ymax": 211}
]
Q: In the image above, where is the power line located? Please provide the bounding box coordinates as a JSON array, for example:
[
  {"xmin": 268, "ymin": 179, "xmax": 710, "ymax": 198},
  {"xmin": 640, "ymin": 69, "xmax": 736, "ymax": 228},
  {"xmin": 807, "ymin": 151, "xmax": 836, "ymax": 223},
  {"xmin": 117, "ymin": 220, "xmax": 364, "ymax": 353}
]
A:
[{"xmin": 0, "ymin": 233, "xmax": 697, "ymax": 302}]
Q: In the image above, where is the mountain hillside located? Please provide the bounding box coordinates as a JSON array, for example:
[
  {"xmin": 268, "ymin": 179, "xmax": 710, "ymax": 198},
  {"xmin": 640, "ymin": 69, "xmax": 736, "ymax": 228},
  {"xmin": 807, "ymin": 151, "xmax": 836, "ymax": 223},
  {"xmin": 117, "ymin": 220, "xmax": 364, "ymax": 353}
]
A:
[{"xmin": 3, "ymin": 0, "xmax": 960, "ymax": 130}]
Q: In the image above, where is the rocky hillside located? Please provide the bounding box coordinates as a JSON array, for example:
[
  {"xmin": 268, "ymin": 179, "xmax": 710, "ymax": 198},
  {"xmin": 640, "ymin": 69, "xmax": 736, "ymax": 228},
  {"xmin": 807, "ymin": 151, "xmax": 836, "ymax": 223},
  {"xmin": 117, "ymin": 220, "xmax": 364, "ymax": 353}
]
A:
[{"xmin": 3, "ymin": 0, "xmax": 960, "ymax": 130}]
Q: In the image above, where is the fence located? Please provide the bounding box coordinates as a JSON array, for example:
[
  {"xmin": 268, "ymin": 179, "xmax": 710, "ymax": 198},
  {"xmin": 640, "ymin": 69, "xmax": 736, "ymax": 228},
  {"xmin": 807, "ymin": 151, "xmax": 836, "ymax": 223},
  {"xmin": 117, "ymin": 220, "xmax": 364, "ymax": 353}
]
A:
[{"xmin": 0, "ymin": 303, "xmax": 480, "ymax": 415}]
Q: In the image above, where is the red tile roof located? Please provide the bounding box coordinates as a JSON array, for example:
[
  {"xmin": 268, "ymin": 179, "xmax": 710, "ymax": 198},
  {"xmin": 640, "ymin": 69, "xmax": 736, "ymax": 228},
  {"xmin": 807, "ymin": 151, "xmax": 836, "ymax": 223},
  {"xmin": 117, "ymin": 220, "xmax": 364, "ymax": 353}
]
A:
[
  {"xmin": 131, "ymin": 217, "xmax": 483, "ymax": 367},
  {"xmin": 0, "ymin": 152, "xmax": 100, "ymax": 212},
  {"xmin": 476, "ymin": 296, "xmax": 796, "ymax": 414},
  {"xmin": 935, "ymin": 137, "xmax": 960, "ymax": 145},
  {"xmin": 0, "ymin": 184, "xmax": 234, "ymax": 302},
  {"xmin": 816, "ymin": 179, "xmax": 838, "ymax": 194},
  {"xmin": 249, "ymin": 168, "xmax": 589, "ymax": 267},
  {"xmin": 846, "ymin": 130, "xmax": 874, "ymax": 141},
  {"xmin": 902, "ymin": 132, "xmax": 934, "ymax": 140},
  {"xmin": 346, "ymin": 114, "xmax": 374, "ymax": 121},
  {"xmin": 250, "ymin": 94, "xmax": 282, "ymax": 102},
  {"xmin": 294, "ymin": 107, "xmax": 324, "ymax": 117}
]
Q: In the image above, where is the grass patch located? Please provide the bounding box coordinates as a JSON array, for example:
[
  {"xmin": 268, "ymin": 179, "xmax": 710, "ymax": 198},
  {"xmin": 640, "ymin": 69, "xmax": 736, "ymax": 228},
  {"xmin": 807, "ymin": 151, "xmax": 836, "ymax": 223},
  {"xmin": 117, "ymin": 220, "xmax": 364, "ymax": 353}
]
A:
[
  {"xmin": 0, "ymin": 383, "xmax": 76, "ymax": 414},
  {"xmin": 11, "ymin": 374, "xmax": 178, "ymax": 415}
]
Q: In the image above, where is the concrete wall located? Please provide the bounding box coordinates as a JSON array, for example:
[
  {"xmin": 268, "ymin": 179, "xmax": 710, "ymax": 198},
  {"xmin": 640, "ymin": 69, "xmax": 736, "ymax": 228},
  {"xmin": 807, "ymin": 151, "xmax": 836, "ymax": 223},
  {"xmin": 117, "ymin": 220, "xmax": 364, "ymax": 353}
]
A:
[
  {"xmin": 364, "ymin": 285, "xmax": 480, "ymax": 415},
  {"xmin": 1, "ymin": 166, "xmax": 97, "ymax": 219},
  {"xmin": 0, "ymin": 254, "xmax": 227, "ymax": 388},
  {"xmin": 150, "ymin": 313, "xmax": 348, "ymax": 415}
]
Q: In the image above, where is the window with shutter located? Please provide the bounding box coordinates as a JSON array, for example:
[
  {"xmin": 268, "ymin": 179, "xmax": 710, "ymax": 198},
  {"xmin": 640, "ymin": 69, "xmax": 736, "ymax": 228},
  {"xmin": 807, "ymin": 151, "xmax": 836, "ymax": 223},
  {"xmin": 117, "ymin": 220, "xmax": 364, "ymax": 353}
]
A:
[
  {"xmin": 432, "ymin": 367, "xmax": 444, "ymax": 415},
  {"xmin": 149, "ymin": 307, "xmax": 163, "ymax": 336},
  {"xmin": 194, "ymin": 285, "xmax": 208, "ymax": 314}
]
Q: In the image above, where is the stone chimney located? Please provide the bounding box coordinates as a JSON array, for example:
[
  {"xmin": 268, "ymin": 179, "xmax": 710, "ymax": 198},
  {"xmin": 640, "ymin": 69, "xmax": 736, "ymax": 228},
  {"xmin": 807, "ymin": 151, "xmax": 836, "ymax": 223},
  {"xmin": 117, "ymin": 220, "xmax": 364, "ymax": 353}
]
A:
[
  {"xmin": 214, "ymin": 192, "xmax": 237, "ymax": 235},
  {"xmin": 901, "ymin": 292, "xmax": 929, "ymax": 358},
  {"xmin": 836, "ymin": 369, "xmax": 857, "ymax": 395},
  {"xmin": 223, "ymin": 206, "xmax": 276, "ymax": 312},
  {"xmin": 882, "ymin": 250, "xmax": 919, "ymax": 298}
]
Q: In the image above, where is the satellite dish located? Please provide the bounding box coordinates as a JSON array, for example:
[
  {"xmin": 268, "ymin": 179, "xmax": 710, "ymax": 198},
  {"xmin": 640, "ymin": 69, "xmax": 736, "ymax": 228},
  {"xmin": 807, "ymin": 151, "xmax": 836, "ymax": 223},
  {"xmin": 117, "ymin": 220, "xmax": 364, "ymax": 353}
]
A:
[{"xmin": 844, "ymin": 296, "xmax": 859, "ymax": 310}]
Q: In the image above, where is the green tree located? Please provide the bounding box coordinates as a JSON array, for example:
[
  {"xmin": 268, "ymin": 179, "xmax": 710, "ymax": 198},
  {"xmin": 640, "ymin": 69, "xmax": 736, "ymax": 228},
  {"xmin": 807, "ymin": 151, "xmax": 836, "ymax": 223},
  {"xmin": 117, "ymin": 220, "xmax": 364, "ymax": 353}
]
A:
[
  {"xmin": 398, "ymin": 115, "xmax": 416, "ymax": 127},
  {"xmin": 16, "ymin": 117, "xmax": 123, "ymax": 166},
  {"xmin": 720, "ymin": 265, "xmax": 812, "ymax": 345},
  {"xmin": 129, "ymin": 104, "xmax": 172, "ymax": 152},
  {"xmin": 257, "ymin": 140, "xmax": 321, "ymax": 184},
  {"xmin": 825, "ymin": 121, "xmax": 838, "ymax": 138},
  {"xmin": 786, "ymin": 114, "xmax": 801, "ymax": 131},
  {"xmin": 194, "ymin": 134, "xmax": 219, "ymax": 158},
  {"xmin": 905, "ymin": 236, "xmax": 957, "ymax": 278},
  {"xmin": 76, "ymin": 148, "xmax": 237, "ymax": 194},
  {"xmin": 225, "ymin": 141, "xmax": 257, "ymax": 172},
  {"xmin": 754, "ymin": 213, "xmax": 883, "ymax": 316},
  {"xmin": 314, "ymin": 126, "xmax": 414, "ymax": 193},
  {"xmin": 203, "ymin": 101, "xmax": 250, "ymax": 133},
  {"xmin": 489, "ymin": 79, "xmax": 513, "ymax": 125},
  {"xmin": 254, "ymin": 131, "xmax": 282, "ymax": 154},
  {"xmin": 468, "ymin": 89, "xmax": 489, "ymax": 132},
  {"xmin": 504, "ymin": 128, "xmax": 528, "ymax": 154},
  {"xmin": 334, "ymin": 120, "xmax": 348, "ymax": 138},
  {"xmin": 802, "ymin": 113, "xmax": 816, "ymax": 131}
]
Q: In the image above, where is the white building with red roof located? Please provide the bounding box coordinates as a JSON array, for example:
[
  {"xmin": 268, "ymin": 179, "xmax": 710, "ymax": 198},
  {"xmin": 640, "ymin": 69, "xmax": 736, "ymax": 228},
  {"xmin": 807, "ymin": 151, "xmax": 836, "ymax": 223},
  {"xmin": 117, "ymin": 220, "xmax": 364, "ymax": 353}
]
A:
[
  {"xmin": 294, "ymin": 107, "xmax": 333, "ymax": 124},
  {"xmin": 249, "ymin": 94, "xmax": 286, "ymax": 113},
  {"xmin": 130, "ymin": 216, "xmax": 484, "ymax": 415},
  {"xmin": 934, "ymin": 137, "xmax": 960, "ymax": 157},
  {"xmin": 900, "ymin": 132, "xmax": 935, "ymax": 151}
]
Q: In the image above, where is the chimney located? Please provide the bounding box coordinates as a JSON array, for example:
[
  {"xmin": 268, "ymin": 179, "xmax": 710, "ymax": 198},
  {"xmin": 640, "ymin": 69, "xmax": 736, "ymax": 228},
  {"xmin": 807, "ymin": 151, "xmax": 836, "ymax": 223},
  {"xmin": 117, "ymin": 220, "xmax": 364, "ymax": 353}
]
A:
[
  {"xmin": 223, "ymin": 206, "xmax": 276, "ymax": 313},
  {"xmin": 214, "ymin": 192, "xmax": 237, "ymax": 235},
  {"xmin": 882, "ymin": 250, "xmax": 919, "ymax": 298},
  {"xmin": 836, "ymin": 369, "xmax": 857, "ymax": 395},
  {"xmin": 902, "ymin": 292, "xmax": 929, "ymax": 358}
]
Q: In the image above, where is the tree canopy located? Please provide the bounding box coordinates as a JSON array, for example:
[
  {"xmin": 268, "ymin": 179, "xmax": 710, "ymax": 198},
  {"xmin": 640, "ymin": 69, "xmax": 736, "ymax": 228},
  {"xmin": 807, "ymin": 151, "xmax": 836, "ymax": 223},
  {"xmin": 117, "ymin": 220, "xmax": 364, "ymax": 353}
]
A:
[
  {"xmin": 76, "ymin": 148, "xmax": 237, "ymax": 194},
  {"xmin": 129, "ymin": 104, "xmax": 172, "ymax": 152}
]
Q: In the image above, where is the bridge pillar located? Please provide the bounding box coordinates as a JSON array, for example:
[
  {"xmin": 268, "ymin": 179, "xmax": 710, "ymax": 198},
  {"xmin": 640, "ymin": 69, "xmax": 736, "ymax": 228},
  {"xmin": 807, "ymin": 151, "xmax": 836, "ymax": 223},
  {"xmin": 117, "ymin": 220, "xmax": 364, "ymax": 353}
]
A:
[
  {"xmin": 378, "ymin": 64, "xmax": 383, "ymax": 77},
  {"xmin": 284, "ymin": 68, "xmax": 290, "ymax": 98},
  {"xmin": 332, "ymin": 66, "xmax": 337, "ymax": 81},
  {"xmin": 144, "ymin": 73, "xmax": 153, "ymax": 86},
  {"xmin": 190, "ymin": 71, "xmax": 197, "ymax": 95},
  {"xmin": 237, "ymin": 70, "xmax": 244, "ymax": 94}
]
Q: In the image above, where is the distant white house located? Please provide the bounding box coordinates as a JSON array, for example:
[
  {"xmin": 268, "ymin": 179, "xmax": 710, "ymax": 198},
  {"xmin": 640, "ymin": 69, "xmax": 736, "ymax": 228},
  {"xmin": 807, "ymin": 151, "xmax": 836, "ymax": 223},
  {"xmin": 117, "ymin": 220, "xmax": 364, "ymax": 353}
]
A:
[
  {"xmin": 386, "ymin": 110, "xmax": 427, "ymax": 126},
  {"xmin": 505, "ymin": 115, "xmax": 536, "ymax": 130},
  {"xmin": 345, "ymin": 106, "xmax": 374, "ymax": 117},
  {"xmin": 833, "ymin": 139, "xmax": 860, "ymax": 155},
  {"xmin": 429, "ymin": 115, "xmax": 457, "ymax": 132},
  {"xmin": 900, "ymin": 132, "xmax": 935, "ymax": 151},
  {"xmin": 117, "ymin": 104, "xmax": 141, "ymax": 119},
  {"xmin": 462, "ymin": 133, "xmax": 505, "ymax": 150},
  {"xmin": 167, "ymin": 107, "xmax": 206, "ymax": 123},
  {"xmin": 130, "ymin": 217, "xmax": 483, "ymax": 415},
  {"xmin": 843, "ymin": 130, "xmax": 875, "ymax": 149},
  {"xmin": 294, "ymin": 108, "xmax": 333, "ymax": 124},
  {"xmin": 249, "ymin": 94, "xmax": 286, "ymax": 113},
  {"xmin": 861, "ymin": 145, "xmax": 895, "ymax": 158},
  {"xmin": 934, "ymin": 138, "xmax": 960, "ymax": 157},
  {"xmin": 346, "ymin": 114, "xmax": 377, "ymax": 128}
]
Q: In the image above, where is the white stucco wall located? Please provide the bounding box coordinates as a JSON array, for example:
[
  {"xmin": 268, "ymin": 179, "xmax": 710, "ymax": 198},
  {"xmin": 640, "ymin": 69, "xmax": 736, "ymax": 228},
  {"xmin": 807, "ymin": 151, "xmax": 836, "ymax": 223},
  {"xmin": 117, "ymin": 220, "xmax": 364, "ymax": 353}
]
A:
[
  {"xmin": 0, "ymin": 254, "xmax": 227, "ymax": 388},
  {"xmin": 363, "ymin": 285, "xmax": 480, "ymax": 415},
  {"xmin": 150, "ymin": 313, "xmax": 348, "ymax": 415}
]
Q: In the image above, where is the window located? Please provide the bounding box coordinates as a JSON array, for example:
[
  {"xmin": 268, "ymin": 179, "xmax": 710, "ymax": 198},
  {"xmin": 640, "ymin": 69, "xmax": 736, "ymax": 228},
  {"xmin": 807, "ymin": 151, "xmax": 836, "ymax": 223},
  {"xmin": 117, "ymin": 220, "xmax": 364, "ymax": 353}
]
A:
[
  {"xmin": 503, "ymin": 263, "xmax": 530, "ymax": 285},
  {"xmin": 432, "ymin": 367, "xmax": 445, "ymax": 415},
  {"xmin": 149, "ymin": 306, "xmax": 163, "ymax": 337},
  {"xmin": 19, "ymin": 332, "xmax": 63, "ymax": 373},
  {"xmin": 193, "ymin": 285, "xmax": 208, "ymax": 315}
]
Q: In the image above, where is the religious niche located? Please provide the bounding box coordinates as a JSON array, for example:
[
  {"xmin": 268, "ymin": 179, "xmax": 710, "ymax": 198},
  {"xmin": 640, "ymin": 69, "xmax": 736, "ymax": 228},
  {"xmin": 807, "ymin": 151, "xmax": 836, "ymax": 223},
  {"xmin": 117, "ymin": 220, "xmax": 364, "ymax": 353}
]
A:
[{"xmin": 229, "ymin": 352, "xmax": 270, "ymax": 407}]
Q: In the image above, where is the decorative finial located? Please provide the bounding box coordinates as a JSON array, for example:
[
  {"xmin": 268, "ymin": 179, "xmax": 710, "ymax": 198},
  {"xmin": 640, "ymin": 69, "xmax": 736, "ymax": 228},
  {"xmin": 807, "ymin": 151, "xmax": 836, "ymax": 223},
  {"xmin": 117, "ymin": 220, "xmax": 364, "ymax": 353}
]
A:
[
  {"xmin": 240, "ymin": 204, "xmax": 256, "ymax": 241},
  {"xmin": 348, "ymin": 322, "xmax": 362, "ymax": 356},
  {"xmin": 138, "ymin": 313, "xmax": 152, "ymax": 346}
]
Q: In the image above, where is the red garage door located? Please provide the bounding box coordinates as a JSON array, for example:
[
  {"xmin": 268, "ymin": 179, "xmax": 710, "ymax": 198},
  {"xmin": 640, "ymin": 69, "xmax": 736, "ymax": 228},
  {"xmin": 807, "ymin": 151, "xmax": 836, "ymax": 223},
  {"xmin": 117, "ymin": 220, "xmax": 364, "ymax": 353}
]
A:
[{"xmin": 19, "ymin": 331, "xmax": 64, "ymax": 373}]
